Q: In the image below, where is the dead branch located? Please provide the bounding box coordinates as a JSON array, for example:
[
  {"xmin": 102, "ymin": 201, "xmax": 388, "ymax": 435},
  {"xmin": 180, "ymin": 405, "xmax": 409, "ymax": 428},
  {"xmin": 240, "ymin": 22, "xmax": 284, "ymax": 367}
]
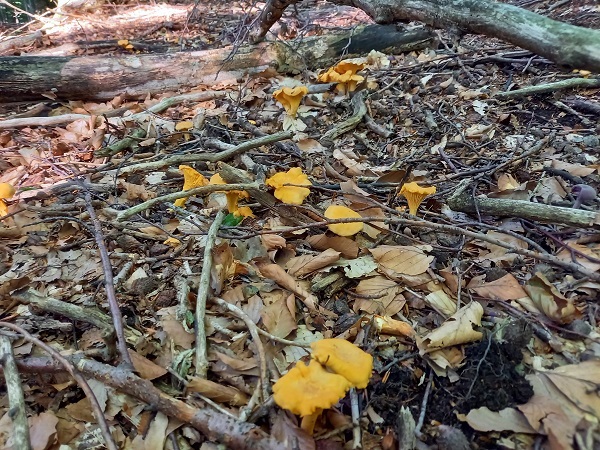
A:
[
  {"xmin": 72, "ymin": 356, "xmax": 286, "ymax": 450},
  {"xmin": 0, "ymin": 322, "xmax": 118, "ymax": 450},
  {"xmin": 447, "ymin": 179, "xmax": 600, "ymax": 229},
  {"xmin": 114, "ymin": 130, "xmax": 293, "ymax": 175},
  {"xmin": 84, "ymin": 191, "xmax": 134, "ymax": 370},
  {"xmin": 495, "ymin": 78, "xmax": 600, "ymax": 99},
  {"xmin": 195, "ymin": 209, "xmax": 226, "ymax": 378},
  {"xmin": 0, "ymin": 335, "xmax": 31, "ymax": 450}
]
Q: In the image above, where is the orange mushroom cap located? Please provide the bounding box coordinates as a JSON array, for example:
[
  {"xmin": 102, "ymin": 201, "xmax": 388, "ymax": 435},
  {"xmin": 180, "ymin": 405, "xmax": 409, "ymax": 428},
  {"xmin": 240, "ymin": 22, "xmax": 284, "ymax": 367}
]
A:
[
  {"xmin": 273, "ymin": 359, "xmax": 351, "ymax": 418},
  {"xmin": 310, "ymin": 338, "xmax": 373, "ymax": 389},
  {"xmin": 174, "ymin": 165, "xmax": 209, "ymax": 207},
  {"xmin": 209, "ymin": 173, "xmax": 250, "ymax": 215},
  {"xmin": 318, "ymin": 61, "xmax": 365, "ymax": 94},
  {"xmin": 0, "ymin": 183, "xmax": 15, "ymax": 218},
  {"xmin": 399, "ymin": 182, "xmax": 436, "ymax": 216},
  {"xmin": 0, "ymin": 183, "xmax": 15, "ymax": 199},
  {"xmin": 273, "ymin": 86, "xmax": 309, "ymax": 118},
  {"xmin": 323, "ymin": 205, "xmax": 363, "ymax": 236},
  {"xmin": 265, "ymin": 167, "xmax": 312, "ymax": 205}
]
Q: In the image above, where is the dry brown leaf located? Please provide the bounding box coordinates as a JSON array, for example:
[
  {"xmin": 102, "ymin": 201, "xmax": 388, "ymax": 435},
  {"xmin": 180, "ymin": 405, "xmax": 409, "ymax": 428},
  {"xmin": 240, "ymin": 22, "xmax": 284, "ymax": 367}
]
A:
[
  {"xmin": 468, "ymin": 273, "xmax": 529, "ymax": 301},
  {"xmin": 550, "ymin": 160, "xmax": 595, "ymax": 177},
  {"xmin": 186, "ymin": 377, "xmax": 249, "ymax": 406},
  {"xmin": 261, "ymin": 234, "xmax": 286, "ymax": 251},
  {"xmin": 464, "ymin": 407, "xmax": 538, "ymax": 433},
  {"xmin": 370, "ymin": 245, "xmax": 433, "ymax": 276},
  {"xmin": 256, "ymin": 261, "xmax": 318, "ymax": 312},
  {"xmin": 215, "ymin": 351, "xmax": 258, "ymax": 373},
  {"xmin": 307, "ymin": 233, "xmax": 359, "ymax": 259},
  {"xmin": 131, "ymin": 411, "xmax": 169, "ymax": 450},
  {"xmin": 28, "ymin": 411, "xmax": 59, "ymax": 450},
  {"xmin": 556, "ymin": 241, "xmax": 600, "ymax": 272},
  {"xmin": 354, "ymin": 276, "xmax": 405, "ymax": 315},
  {"xmin": 210, "ymin": 242, "xmax": 237, "ymax": 295},
  {"xmin": 525, "ymin": 272, "xmax": 578, "ymax": 323},
  {"xmin": 285, "ymin": 248, "xmax": 341, "ymax": 278},
  {"xmin": 421, "ymin": 302, "xmax": 483, "ymax": 351},
  {"xmin": 161, "ymin": 319, "xmax": 195, "ymax": 349},
  {"xmin": 65, "ymin": 397, "xmax": 95, "ymax": 422},
  {"xmin": 479, "ymin": 230, "xmax": 528, "ymax": 265},
  {"xmin": 129, "ymin": 350, "xmax": 168, "ymax": 380},
  {"xmin": 424, "ymin": 290, "xmax": 457, "ymax": 316},
  {"xmin": 261, "ymin": 296, "xmax": 297, "ymax": 338}
]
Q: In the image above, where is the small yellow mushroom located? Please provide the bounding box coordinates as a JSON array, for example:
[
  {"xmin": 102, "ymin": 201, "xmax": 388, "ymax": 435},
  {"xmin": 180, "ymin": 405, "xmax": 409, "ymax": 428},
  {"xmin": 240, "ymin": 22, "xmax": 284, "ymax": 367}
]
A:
[
  {"xmin": 265, "ymin": 167, "xmax": 312, "ymax": 205},
  {"xmin": 272, "ymin": 359, "xmax": 352, "ymax": 434},
  {"xmin": 273, "ymin": 86, "xmax": 309, "ymax": 118},
  {"xmin": 311, "ymin": 338, "xmax": 373, "ymax": 389},
  {"xmin": 175, "ymin": 165, "xmax": 209, "ymax": 207},
  {"xmin": 318, "ymin": 61, "xmax": 365, "ymax": 94},
  {"xmin": 399, "ymin": 182, "xmax": 437, "ymax": 216},
  {"xmin": 209, "ymin": 174, "xmax": 250, "ymax": 215},
  {"xmin": 0, "ymin": 182, "xmax": 15, "ymax": 218},
  {"xmin": 323, "ymin": 205, "xmax": 363, "ymax": 236}
]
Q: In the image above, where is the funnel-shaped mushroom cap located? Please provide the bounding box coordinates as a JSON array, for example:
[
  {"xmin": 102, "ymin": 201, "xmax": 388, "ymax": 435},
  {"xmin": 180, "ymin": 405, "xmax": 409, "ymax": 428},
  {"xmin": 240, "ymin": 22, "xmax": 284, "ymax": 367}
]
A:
[
  {"xmin": 324, "ymin": 205, "xmax": 363, "ymax": 236},
  {"xmin": 318, "ymin": 62, "xmax": 365, "ymax": 93},
  {"xmin": 209, "ymin": 173, "xmax": 250, "ymax": 214},
  {"xmin": 0, "ymin": 183, "xmax": 15, "ymax": 199},
  {"xmin": 273, "ymin": 359, "xmax": 351, "ymax": 417},
  {"xmin": 273, "ymin": 86, "xmax": 309, "ymax": 118},
  {"xmin": 399, "ymin": 182, "xmax": 436, "ymax": 216},
  {"xmin": 265, "ymin": 167, "xmax": 312, "ymax": 205},
  {"xmin": 174, "ymin": 165, "xmax": 209, "ymax": 207},
  {"xmin": 311, "ymin": 339, "xmax": 373, "ymax": 389}
]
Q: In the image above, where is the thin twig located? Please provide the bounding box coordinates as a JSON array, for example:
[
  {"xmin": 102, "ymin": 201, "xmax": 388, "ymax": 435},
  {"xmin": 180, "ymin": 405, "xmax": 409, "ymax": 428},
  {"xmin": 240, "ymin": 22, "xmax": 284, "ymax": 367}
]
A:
[
  {"xmin": 195, "ymin": 210, "xmax": 226, "ymax": 378},
  {"xmin": 212, "ymin": 297, "xmax": 270, "ymax": 402},
  {"xmin": 414, "ymin": 370, "xmax": 433, "ymax": 440},
  {"xmin": 116, "ymin": 182, "xmax": 258, "ymax": 221},
  {"xmin": 84, "ymin": 191, "xmax": 134, "ymax": 370},
  {"xmin": 350, "ymin": 388, "xmax": 362, "ymax": 449},
  {"xmin": 0, "ymin": 322, "xmax": 118, "ymax": 450},
  {"xmin": 0, "ymin": 335, "xmax": 31, "ymax": 450}
]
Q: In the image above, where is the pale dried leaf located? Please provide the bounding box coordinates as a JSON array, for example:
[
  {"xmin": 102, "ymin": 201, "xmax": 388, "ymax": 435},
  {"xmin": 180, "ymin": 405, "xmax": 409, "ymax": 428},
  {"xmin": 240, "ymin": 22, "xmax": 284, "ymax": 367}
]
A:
[
  {"xmin": 261, "ymin": 296, "xmax": 297, "ymax": 338},
  {"xmin": 370, "ymin": 245, "xmax": 433, "ymax": 276},
  {"xmin": 525, "ymin": 272, "xmax": 577, "ymax": 323},
  {"xmin": 285, "ymin": 248, "xmax": 341, "ymax": 278},
  {"xmin": 186, "ymin": 377, "xmax": 248, "ymax": 406},
  {"xmin": 307, "ymin": 233, "xmax": 359, "ymax": 259},
  {"xmin": 468, "ymin": 273, "xmax": 529, "ymax": 301},
  {"xmin": 422, "ymin": 302, "xmax": 483, "ymax": 351},
  {"xmin": 464, "ymin": 407, "xmax": 537, "ymax": 433}
]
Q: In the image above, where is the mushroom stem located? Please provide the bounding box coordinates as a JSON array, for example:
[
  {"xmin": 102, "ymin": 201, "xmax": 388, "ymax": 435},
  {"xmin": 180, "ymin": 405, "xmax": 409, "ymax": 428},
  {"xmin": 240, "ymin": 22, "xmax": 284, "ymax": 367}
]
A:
[
  {"xmin": 301, "ymin": 409, "xmax": 322, "ymax": 434},
  {"xmin": 225, "ymin": 192, "xmax": 239, "ymax": 214}
]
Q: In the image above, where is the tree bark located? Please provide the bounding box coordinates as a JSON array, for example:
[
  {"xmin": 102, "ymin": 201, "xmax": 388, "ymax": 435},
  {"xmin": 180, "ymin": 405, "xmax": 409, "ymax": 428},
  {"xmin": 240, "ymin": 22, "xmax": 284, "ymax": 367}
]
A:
[
  {"xmin": 0, "ymin": 25, "xmax": 433, "ymax": 101},
  {"xmin": 260, "ymin": 0, "xmax": 600, "ymax": 72}
]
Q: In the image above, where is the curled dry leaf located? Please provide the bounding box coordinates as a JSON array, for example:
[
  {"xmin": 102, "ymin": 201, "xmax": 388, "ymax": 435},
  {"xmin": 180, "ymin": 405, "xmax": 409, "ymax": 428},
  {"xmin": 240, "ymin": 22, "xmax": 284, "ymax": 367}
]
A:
[
  {"xmin": 256, "ymin": 261, "xmax": 319, "ymax": 312},
  {"xmin": 286, "ymin": 248, "xmax": 341, "ymax": 278},
  {"xmin": 186, "ymin": 376, "xmax": 249, "ymax": 406},
  {"xmin": 421, "ymin": 302, "xmax": 484, "ymax": 352},
  {"xmin": 525, "ymin": 272, "xmax": 578, "ymax": 323}
]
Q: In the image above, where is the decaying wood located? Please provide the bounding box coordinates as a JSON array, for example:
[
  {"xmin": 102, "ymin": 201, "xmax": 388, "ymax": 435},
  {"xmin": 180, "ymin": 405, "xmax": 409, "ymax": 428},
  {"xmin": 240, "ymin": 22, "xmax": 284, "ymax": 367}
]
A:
[
  {"xmin": 448, "ymin": 179, "xmax": 600, "ymax": 229},
  {"xmin": 0, "ymin": 25, "xmax": 433, "ymax": 102},
  {"xmin": 0, "ymin": 335, "xmax": 31, "ymax": 450},
  {"xmin": 257, "ymin": 0, "xmax": 600, "ymax": 72}
]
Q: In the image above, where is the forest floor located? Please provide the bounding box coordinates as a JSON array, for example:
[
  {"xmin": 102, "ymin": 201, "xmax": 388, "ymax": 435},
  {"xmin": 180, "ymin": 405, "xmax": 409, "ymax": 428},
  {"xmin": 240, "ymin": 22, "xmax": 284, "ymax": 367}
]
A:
[{"xmin": 0, "ymin": 0, "xmax": 600, "ymax": 449}]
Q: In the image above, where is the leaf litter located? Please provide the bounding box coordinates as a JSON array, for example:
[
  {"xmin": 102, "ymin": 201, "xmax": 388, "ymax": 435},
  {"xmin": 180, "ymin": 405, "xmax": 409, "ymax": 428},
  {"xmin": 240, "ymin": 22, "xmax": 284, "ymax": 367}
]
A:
[{"xmin": 1, "ymin": 0, "xmax": 600, "ymax": 449}]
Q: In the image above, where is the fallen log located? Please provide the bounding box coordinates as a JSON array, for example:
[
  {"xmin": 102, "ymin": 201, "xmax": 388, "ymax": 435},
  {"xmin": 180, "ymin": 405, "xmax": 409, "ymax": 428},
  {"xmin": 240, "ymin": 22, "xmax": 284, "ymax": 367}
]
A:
[
  {"xmin": 0, "ymin": 25, "xmax": 433, "ymax": 102},
  {"xmin": 255, "ymin": 0, "xmax": 600, "ymax": 73}
]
